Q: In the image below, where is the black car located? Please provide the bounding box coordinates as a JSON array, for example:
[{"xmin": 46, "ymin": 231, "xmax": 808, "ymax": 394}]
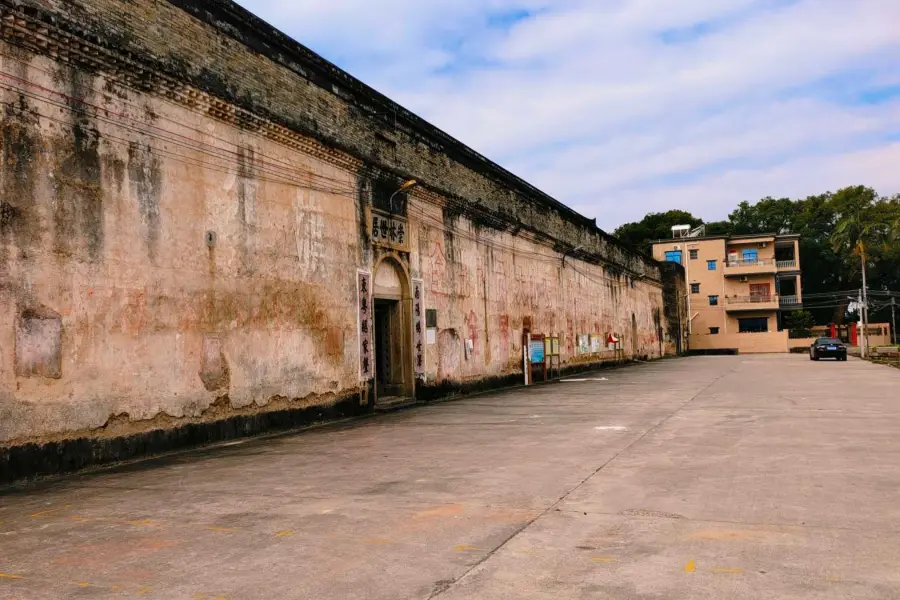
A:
[{"xmin": 810, "ymin": 337, "xmax": 848, "ymax": 361}]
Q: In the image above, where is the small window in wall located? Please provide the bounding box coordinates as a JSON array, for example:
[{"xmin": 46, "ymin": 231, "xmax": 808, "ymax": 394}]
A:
[
  {"xmin": 425, "ymin": 309, "xmax": 438, "ymax": 328},
  {"xmin": 690, "ymin": 283, "xmax": 701, "ymax": 294},
  {"xmin": 709, "ymin": 295, "xmax": 719, "ymax": 306},
  {"xmin": 738, "ymin": 317, "xmax": 768, "ymax": 333},
  {"xmin": 749, "ymin": 283, "xmax": 771, "ymax": 298},
  {"xmin": 709, "ymin": 327, "xmax": 720, "ymax": 335},
  {"xmin": 665, "ymin": 250, "xmax": 683, "ymax": 265},
  {"xmin": 689, "ymin": 249, "xmax": 699, "ymax": 260},
  {"xmin": 707, "ymin": 260, "xmax": 717, "ymax": 271}
]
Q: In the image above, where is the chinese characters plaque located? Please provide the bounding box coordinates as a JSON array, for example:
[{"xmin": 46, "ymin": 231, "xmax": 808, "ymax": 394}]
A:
[
  {"xmin": 357, "ymin": 270, "xmax": 373, "ymax": 380},
  {"xmin": 371, "ymin": 211, "xmax": 409, "ymax": 251},
  {"xmin": 412, "ymin": 279, "xmax": 425, "ymax": 375}
]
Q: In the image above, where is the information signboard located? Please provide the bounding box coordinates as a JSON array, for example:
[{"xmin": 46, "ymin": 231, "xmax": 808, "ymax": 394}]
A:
[{"xmin": 530, "ymin": 337, "xmax": 546, "ymax": 364}]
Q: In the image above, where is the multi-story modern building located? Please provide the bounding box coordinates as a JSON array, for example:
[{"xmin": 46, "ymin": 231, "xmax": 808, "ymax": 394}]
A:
[{"xmin": 652, "ymin": 230, "xmax": 803, "ymax": 353}]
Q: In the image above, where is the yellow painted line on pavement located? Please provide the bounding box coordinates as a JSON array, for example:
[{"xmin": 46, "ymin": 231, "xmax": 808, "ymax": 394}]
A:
[
  {"xmin": 125, "ymin": 520, "xmax": 159, "ymax": 527},
  {"xmin": 591, "ymin": 557, "xmax": 617, "ymax": 563},
  {"xmin": 454, "ymin": 544, "xmax": 484, "ymax": 552},
  {"xmin": 137, "ymin": 587, "xmax": 153, "ymax": 594},
  {"xmin": 30, "ymin": 505, "xmax": 69, "ymax": 518},
  {"xmin": 0, "ymin": 573, "xmax": 24, "ymax": 580},
  {"xmin": 825, "ymin": 577, "xmax": 842, "ymax": 583},
  {"xmin": 206, "ymin": 527, "xmax": 238, "ymax": 533},
  {"xmin": 713, "ymin": 568, "xmax": 744, "ymax": 574},
  {"xmin": 275, "ymin": 530, "xmax": 295, "ymax": 537},
  {"xmin": 685, "ymin": 560, "xmax": 696, "ymax": 573}
]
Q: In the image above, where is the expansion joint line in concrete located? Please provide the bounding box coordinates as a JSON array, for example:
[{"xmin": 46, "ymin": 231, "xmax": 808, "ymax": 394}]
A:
[{"xmin": 425, "ymin": 362, "xmax": 743, "ymax": 599}]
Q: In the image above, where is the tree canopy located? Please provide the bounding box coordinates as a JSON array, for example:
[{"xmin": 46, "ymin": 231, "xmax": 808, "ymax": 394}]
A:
[{"xmin": 614, "ymin": 186, "xmax": 900, "ymax": 326}]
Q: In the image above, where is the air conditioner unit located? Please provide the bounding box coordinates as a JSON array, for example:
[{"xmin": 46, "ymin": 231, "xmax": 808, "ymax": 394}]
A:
[
  {"xmin": 740, "ymin": 276, "xmax": 749, "ymax": 283},
  {"xmin": 759, "ymin": 242, "xmax": 768, "ymax": 248}
]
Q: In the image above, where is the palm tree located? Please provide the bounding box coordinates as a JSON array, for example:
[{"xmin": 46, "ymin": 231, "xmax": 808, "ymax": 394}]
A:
[{"xmin": 830, "ymin": 188, "xmax": 892, "ymax": 356}]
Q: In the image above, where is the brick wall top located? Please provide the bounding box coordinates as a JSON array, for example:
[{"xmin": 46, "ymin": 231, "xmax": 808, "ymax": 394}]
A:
[{"xmin": 2, "ymin": 0, "xmax": 662, "ymax": 282}]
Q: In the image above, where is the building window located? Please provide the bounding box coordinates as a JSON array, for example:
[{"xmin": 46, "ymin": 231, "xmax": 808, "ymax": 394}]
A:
[
  {"xmin": 709, "ymin": 295, "xmax": 719, "ymax": 306},
  {"xmin": 742, "ymin": 248, "xmax": 758, "ymax": 263},
  {"xmin": 749, "ymin": 283, "xmax": 771, "ymax": 299},
  {"xmin": 372, "ymin": 179, "xmax": 409, "ymax": 216},
  {"xmin": 707, "ymin": 260, "xmax": 717, "ymax": 271},
  {"xmin": 738, "ymin": 317, "xmax": 769, "ymax": 333},
  {"xmin": 690, "ymin": 283, "xmax": 700, "ymax": 294},
  {"xmin": 709, "ymin": 327, "xmax": 720, "ymax": 335},
  {"xmin": 664, "ymin": 250, "xmax": 683, "ymax": 265},
  {"xmin": 689, "ymin": 249, "xmax": 699, "ymax": 260}
]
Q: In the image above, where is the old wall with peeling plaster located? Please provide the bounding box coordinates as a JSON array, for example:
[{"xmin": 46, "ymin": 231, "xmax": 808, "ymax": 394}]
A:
[
  {"xmin": 0, "ymin": 0, "xmax": 677, "ymax": 453},
  {"xmin": 408, "ymin": 202, "xmax": 668, "ymax": 385},
  {"xmin": 0, "ymin": 42, "xmax": 367, "ymax": 445}
]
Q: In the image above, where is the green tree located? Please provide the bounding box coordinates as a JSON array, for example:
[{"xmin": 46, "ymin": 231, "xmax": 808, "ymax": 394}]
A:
[
  {"xmin": 614, "ymin": 210, "xmax": 703, "ymax": 253},
  {"xmin": 728, "ymin": 197, "xmax": 796, "ymax": 234},
  {"xmin": 830, "ymin": 186, "xmax": 890, "ymax": 276},
  {"xmin": 704, "ymin": 220, "xmax": 734, "ymax": 236},
  {"xmin": 785, "ymin": 310, "xmax": 814, "ymax": 338}
]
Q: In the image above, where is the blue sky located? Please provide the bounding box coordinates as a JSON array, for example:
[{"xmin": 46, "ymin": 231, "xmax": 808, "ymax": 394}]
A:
[{"xmin": 235, "ymin": 0, "xmax": 900, "ymax": 230}]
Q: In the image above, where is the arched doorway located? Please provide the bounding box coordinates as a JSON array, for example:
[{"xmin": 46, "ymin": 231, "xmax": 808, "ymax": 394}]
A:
[
  {"xmin": 372, "ymin": 256, "xmax": 415, "ymax": 403},
  {"xmin": 631, "ymin": 313, "xmax": 638, "ymax": 358}
]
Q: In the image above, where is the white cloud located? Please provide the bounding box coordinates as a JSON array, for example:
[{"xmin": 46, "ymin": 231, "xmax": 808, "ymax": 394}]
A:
[
  {"xmin": 577, "ymin": 142, "xmax": 900, "ymax": 228},
  {"xmin": 237, "ymin": 0, "xmax": 900, "ymax": 230}
]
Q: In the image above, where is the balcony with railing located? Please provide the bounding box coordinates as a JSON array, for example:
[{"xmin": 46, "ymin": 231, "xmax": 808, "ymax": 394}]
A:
[
  {"xmin": 725, "ymin": 294, "xmax": 780, "ymax": 311},
  {"xmin": 780, "ymin": 295, "xmax": 802, "ymax": 308},
  {"xmin": 724, "ymin": 258, "xmax": 777, "ymax": 277},
  {"xmin": 776, "ymin": 259, "xmax": 799, "ymax": 271}
]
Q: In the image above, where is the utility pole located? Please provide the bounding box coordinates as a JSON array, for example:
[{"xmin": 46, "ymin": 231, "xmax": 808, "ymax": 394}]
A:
[
  {"xmin": 858, "ymin": 289, "xmax": 866, "ymax": 359},
  {"xmin": 860, "ymin": 245, "xmax": 870, "ymax": 358},
  {"xmin": 891, "ymin": 295, "xmax": 897, "ymax": 346}
]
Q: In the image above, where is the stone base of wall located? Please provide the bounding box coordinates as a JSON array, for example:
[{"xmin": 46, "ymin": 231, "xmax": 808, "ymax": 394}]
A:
[
  {"xmin": 788, "ymin": 337, "xmax": 817, "ymax": 352},
  {"xmin": 687, "ymin": 348, "xmax": 741, "ymax": 356},
  {"xmin": 0, "ymin": 393, "xmax": 367, "ymax": 486}
]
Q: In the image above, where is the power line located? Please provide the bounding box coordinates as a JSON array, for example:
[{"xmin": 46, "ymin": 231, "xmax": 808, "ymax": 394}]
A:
[
  {"xmin": 0, "ymin": 51, "xmax": 359, "ymax": 189},
  {"xmin": 1, "ymin": 54, "xmax": 661, "ymax": 285},
  {"xmin": 0, "ymin": 61, "xmax": 670, "ymax": 326}
]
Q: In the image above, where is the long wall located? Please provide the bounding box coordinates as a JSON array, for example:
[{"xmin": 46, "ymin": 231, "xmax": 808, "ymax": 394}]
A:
[
  {"xmin": 690, "ymin": 332, "xmax": 789, "ymax": 354},
  {"xmin": 0, "ymin": 0, "xmax": 678, "ymax": 480}
]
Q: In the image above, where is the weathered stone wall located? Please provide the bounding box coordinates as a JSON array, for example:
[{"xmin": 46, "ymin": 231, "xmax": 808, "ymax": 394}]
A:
[
  {"xmin": 411, "ymin": 203, "xmax": 668, "ymax": 390},
  {"xmin": 0, "ymin": 37, "xmax": 366, "ymax": 450},
  {"xmin": 0, "ymin": 0, "xmax": 674, "ymax": 480}
]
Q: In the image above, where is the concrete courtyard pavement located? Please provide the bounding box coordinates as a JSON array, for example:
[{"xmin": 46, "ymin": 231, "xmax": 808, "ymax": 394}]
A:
[{"xmin": 2, "ymin": 355, "xmax": 900, "ymax": 599}]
